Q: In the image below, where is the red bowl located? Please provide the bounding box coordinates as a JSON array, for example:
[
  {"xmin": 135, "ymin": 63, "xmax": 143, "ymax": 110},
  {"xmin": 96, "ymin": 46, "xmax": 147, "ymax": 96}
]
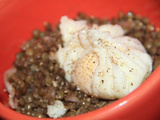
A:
[{"xmin": 0, "ymin": 0, "xmax": 160, "ymax": 120}]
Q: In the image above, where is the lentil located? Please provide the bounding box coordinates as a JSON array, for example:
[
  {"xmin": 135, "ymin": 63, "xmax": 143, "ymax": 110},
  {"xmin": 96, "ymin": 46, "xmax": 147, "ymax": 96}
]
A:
[{"xmin": 6, "ymin": 12, "xmax": 160, "ymax": 118}]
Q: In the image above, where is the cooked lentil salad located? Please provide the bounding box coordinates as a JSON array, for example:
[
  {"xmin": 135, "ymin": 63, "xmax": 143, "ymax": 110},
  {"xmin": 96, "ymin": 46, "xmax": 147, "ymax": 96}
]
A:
[{"xmin": 5, "ymin": 12, "xmax": 160, "ymax": 118}]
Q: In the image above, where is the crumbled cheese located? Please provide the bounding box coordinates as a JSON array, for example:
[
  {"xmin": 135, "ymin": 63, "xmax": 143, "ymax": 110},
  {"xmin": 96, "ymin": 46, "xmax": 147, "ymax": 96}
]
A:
[{"xmin": 47, "ymin": 100, "xmax": 67, "ymax": 118}]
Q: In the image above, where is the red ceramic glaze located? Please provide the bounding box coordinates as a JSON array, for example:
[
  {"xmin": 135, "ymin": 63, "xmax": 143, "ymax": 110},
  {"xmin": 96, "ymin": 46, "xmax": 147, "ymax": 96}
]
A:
[{"xmin": 0, "ymin": 0, "xmax": 160, "ymax": 120}]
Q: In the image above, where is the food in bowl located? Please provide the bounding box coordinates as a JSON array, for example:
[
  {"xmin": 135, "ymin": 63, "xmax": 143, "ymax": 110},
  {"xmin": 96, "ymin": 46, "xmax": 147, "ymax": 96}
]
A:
[
  {"xmin": 4, "ymin": 12, "xmax": 160, "ymax": 118},
  {"xmin": 57, "ymin": 16, "xmax": 152, "ymax": 100}
]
